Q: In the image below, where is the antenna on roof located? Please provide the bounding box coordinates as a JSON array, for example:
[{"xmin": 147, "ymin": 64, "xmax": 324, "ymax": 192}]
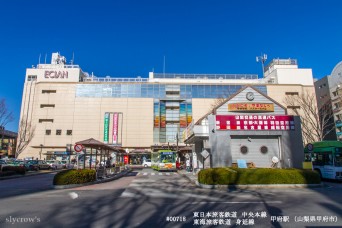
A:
[
  {"xmin": 38, "ymin": 53, "xmax": 41, "ymax": 65},
  {"xmin": 163, "ymin": 55, "xmax": 166, "ymax": 76},
  {"xmin": 70, "ymin": 52, "xmax": 75, "ymax": 65},
  {"xmin": 44, "ymin": 53, "xmax": 47, "ymax": 64},
  {"xmin": 256, "ymin": 53, "xmax": 267, "ymax": 78}
]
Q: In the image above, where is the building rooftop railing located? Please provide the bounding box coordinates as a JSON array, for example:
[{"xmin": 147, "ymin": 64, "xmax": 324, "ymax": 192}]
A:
[
  {"xmin": 37, "ymin": 64, "xmax": 80, "ymax": 69},
  {"xmin": 83, "ymin": 77, "xmax": 149, "ymax": 82},
  {"xmin": 153, "ymin": 73, "xmax": 258, "ymax": 80},
  {"xmin": 264, "ymin": 59, "xmax": 297, "ymax": 72}
]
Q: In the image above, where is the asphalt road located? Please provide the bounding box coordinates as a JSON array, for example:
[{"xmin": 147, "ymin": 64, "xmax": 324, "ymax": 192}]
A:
[{"xmin": 0, "ymin": 169, "xmax": 341, "ymax": 228}]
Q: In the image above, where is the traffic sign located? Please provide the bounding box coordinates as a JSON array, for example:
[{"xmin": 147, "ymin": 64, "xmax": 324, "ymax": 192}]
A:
[
  {"xmin": 74, "ymin": 144, "xmax": 84, "ymax": 153},
  {"xmin": 307, "ymin": 143, "xmax": 314, "ymax": 152}
]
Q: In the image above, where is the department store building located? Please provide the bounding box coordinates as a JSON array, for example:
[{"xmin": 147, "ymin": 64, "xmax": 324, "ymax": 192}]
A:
[{"xmin": 17, "ymin": 53, "xmax": 315, "ymax": 161}]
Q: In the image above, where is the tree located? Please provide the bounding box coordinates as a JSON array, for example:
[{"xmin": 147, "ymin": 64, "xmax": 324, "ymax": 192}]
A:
[
  {"xmin": 0, "ymin": 99, "xmax": 14, "ymax": 150},
  {"xmin": 0, "ymin": 99, "xmax": 14, "ymax": 128},
  {"xmin": 283, "ymin": 91, "xmax": 334, "ymax": 145},
  {"xmin": 15, "ymin": 118, "xmax": 35, "ymax": 157}
]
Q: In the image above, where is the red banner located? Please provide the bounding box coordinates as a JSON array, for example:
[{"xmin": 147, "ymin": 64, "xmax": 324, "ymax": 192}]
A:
[{"xmin": 216, "ymin": 115, "xmax": 295, "ymax": 131}]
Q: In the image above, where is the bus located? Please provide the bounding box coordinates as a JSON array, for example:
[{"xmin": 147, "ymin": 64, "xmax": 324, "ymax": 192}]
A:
[
  {"xmin": 304, "ymin": 141, "xmax": 342, "ymax": 180},
  {"xmin": 151, "ymin": 150, "xmax": 177, "ymax": 171}
]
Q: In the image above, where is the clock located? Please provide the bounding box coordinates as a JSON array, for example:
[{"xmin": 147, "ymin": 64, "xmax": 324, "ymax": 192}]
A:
[{"xmin": 246, "ymin": 92, "xmax": 254, "ymax": 101}]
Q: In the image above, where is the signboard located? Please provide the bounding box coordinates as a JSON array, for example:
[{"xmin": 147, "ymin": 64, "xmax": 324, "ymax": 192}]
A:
[
  {"xmin": 307, "ymin": 143, "xmax": 314, "ymax": 152},
  {"xmin": 112, "ymin": 113, "xmax": 119, "ymax": 144},
  {"xmin": 74, "ymin": 144, "xmax": 84, "ymax": 153},
  {"xmin": 104, "ymin": 113, "xmax": 109, "ymax": 143},
  {"xmin": 237, "ymin": 159, "xmax": 247, "ymax": 168},
  {"xmin": 216, "ymin": 115, "xmax": 295, "ymax": 131},
  {"xmin": 228, "ymin": 103, "xmax": 274, "ymax": 112},
  {"xmin": 124, "ymin": 155, "xmax": 129, "ymax": 164},
  {"xmin": 201, "ymin": 149, "xmax": 210, "ymax": 158}
]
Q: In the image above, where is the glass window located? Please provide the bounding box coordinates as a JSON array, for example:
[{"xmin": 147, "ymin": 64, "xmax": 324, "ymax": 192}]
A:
[
  {"xmin": 67, "ymin": 130, "xmax": 72, "ymax": 135},
  {"xmin": 45, "ymin": 130, "xmax": 51, "ymax": 135},
  {"xmin": 56, "ymin": 130, "xmax": 62, "ymax": 135}
]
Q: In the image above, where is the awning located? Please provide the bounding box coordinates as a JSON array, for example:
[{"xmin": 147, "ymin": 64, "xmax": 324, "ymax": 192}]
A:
[{"xmin": 75, "ymin": 138, "xmax": 123, "ymax": 152}]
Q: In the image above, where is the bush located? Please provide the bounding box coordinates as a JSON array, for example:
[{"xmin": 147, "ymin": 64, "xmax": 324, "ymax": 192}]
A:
[
  {"xmin": 198, "ymin": 168, "xmax": 321, "ymax": 185},
  {"xmin": 2, "ymin": 166, "xmax": 26, "ymax": 175},
  {"xmin": 53, "ymin": 169, "xmax": 96, "ymax": 185}
]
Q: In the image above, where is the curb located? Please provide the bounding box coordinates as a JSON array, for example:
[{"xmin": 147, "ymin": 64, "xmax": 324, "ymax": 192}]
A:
[
  {"xmin": 53, "ymin": 169, "xmax": 132, "ymax": 189},
  {"xmin": 177, "ymin": 171, "xmax": 325, "ymax": 189},
  {"xmin": 0, "ymin": 170, "xmax": 57, "ymax": 181},
  {"xmin": 196, "ymin": 181, "xmax": 325, "ymax": 189}
]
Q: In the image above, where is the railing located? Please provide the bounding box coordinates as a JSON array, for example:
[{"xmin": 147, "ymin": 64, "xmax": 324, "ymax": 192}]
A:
[
  {"xmin": 153, "ymin": 73, "xmax": 258, "ymax": 80},
  {"xmin": 84, "ymin": 77, "xmax": 149, "ymax": 83},
  {"xmin": 37, "ymin": 64, "xmax": 80, "ymax": 69}
]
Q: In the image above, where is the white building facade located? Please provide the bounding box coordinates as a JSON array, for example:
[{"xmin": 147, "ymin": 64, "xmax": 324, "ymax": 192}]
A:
[{"xmin": 17, "ymin": 53, "xmax": 315, "ymax": 160}]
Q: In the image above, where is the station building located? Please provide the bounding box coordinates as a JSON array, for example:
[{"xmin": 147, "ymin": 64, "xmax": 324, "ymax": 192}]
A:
[
  {"xmin": 17, "ymin": 53, "xmax": 315, "ymax": 162},
  {"xmin": 183, "ymin": 86, "xmax": 304, "ymax": 169}
]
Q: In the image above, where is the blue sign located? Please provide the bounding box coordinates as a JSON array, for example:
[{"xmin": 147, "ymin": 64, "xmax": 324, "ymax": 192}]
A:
[{"xmin": 237, "ymin": 159, "xmax": 248, "ymax": 168}]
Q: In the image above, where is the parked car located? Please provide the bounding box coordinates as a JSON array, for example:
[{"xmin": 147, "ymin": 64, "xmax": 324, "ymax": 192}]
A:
[
  {"xmin": 0, "ymin": 159, "xmax": 8, "ymax": 170},
  {"xmin": 26, "ymin": 160, "xmax": 51, "ymax": 170},
  {"xmin": 46, "ymin": 160, "xmax": 64, "ymax": 170},
  {"xmin": 142, "ymin": 159, "xmax": 151, "ymax": 167},
  {"xmin": 12, "ymin": 160, "xmax": 27, "ymax": 170},
  {"xmin": 61, "ymin": 160, "xmax": 74, "ymax": 169}
]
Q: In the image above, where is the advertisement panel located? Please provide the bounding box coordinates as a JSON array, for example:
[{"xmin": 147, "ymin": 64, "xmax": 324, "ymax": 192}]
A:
[
  {"xmin": 216, "ymin": 115, "xmax": 295, "ymax": 130},
  {"xmin": 113, "ymin": 112, "xmax": 119, "ymax": 144},
  {"xmin": 228, "ymin": 103, "xmax": 274, "ymax": 112},
  {"xmin": 104, "ymin": 113, "xmax": 109, "ymax": 143}
]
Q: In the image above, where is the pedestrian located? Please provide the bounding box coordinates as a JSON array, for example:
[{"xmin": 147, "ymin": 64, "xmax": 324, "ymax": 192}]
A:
[{"xmin": 186, "ymin": 159, "xmax": 190, "ymax": 172}]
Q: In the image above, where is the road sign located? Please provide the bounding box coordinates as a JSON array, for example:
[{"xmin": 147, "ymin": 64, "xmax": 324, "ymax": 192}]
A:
[
  {"xmin": 307, "ymin": 143, "xmax": 314, "ymax": 152},
  {"xmin": 74, "ymin": 144, "xmax": 84, "ymax": 153}
]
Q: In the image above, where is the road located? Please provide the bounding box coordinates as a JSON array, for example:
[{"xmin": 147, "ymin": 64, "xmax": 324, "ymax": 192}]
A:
[{"xmin": 0, "ymin": 168, "xmax": 341, "ymax": 227}]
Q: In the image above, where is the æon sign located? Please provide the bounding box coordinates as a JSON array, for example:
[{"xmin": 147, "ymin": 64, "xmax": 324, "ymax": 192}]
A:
[{"xmin": 44, "ymin": 71, "xmax": 68, "ymax": 79}]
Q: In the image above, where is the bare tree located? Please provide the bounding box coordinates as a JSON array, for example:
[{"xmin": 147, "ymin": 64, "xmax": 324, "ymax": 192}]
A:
[
  {"xmin": 0, "ymin": 99, "xmax": 14, "ymax": 149},
  {"xmin": 0, "ymin": 99, "xmax": 14, "ymax": 128},
  {"xmin": 283, "ymin": 91, "xmax": 334, "ymax": 145},
  {"xmin": 16, "ymin": 118, "xmax": 35, "ymax": 157}
]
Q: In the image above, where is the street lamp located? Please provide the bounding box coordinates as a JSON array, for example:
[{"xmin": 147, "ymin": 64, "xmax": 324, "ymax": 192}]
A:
[{"xmin": 39, "ymin": 144, "xmax": 43, "ymax": 160}]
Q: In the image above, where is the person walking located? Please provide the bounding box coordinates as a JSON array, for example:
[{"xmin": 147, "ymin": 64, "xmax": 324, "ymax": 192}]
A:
[{"xmin": 186, "ymin": 159, "xmax": 190, "ymax": 172}]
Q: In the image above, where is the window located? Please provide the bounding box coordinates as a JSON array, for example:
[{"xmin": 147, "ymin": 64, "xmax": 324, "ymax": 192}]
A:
[
  {"xmin": 42, "ymin": 90, "xmax": 56, "ymax": 93},
  {"xmin": 56, "ymin": 130, "xmax": 62, "ymax": 135},
  {"xmin": 66, "ymin": 130, "xmax": 72, "ymax": 135},
  {"xmin": 45, "ymin": 129, "xmax": 51, "ymax": 135},
  {"xmin": 260, "ymin": 146, "xmax": 268, "ymax": 154},
  {"xmin": 240, "ymin": 146, "xmax": 248, "ymax": 154},
  {"xmin": 166, "ymin": 91, "xmax": 180, "ymax": 95},
  {"xmin": 287, "ymin": 106, "xmax": 300, "ymax": 109},
  {"xmin": 40, "ymin": 104, "xmax": 55, "ymax": 108},
  {"xmin": 39, "ymin": 119, "xmax": 54, "ymax": 123},
  {"xmin": 27, "ymin": 75, "xmax": 37, "ymax": 81},
  {"xmin": 285, "ymin": 92, "xmax": 299, "ymax": 95}
]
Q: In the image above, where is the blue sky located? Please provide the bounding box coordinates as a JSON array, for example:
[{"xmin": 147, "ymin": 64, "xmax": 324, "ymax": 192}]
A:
[{"xmin": 1, "ymin": 0, "xmax": 342, "ymax": 131}]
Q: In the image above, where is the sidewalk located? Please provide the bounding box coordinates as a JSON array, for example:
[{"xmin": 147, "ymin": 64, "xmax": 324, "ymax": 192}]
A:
[{"xmin": 178, "ymin": 169, "xmax": 198, "ymax": 185}]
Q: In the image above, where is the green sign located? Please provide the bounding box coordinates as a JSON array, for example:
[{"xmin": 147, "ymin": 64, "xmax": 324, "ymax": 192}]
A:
[{"xmin": 104, "ymin": 113, "xmax": 109, "ymax": 143}]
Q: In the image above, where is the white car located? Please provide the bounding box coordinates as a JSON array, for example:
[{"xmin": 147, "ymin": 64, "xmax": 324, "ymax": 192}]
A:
[
  {"xmin": 46, "ymin": 160, "xmax": 64, "ymax": 170},
  {"xmin": 142, "ymin": 159, "xmax": 151, "ymax": 167}
]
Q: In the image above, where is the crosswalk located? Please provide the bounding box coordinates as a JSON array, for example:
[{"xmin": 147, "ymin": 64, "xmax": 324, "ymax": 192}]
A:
[
  {"xmin": 137, "ymin": 172, "xmax": 179, "ymax": 176},
  {"xmin": 120, "ymin": 171, "xmax": 190, "ymax": 198}
]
